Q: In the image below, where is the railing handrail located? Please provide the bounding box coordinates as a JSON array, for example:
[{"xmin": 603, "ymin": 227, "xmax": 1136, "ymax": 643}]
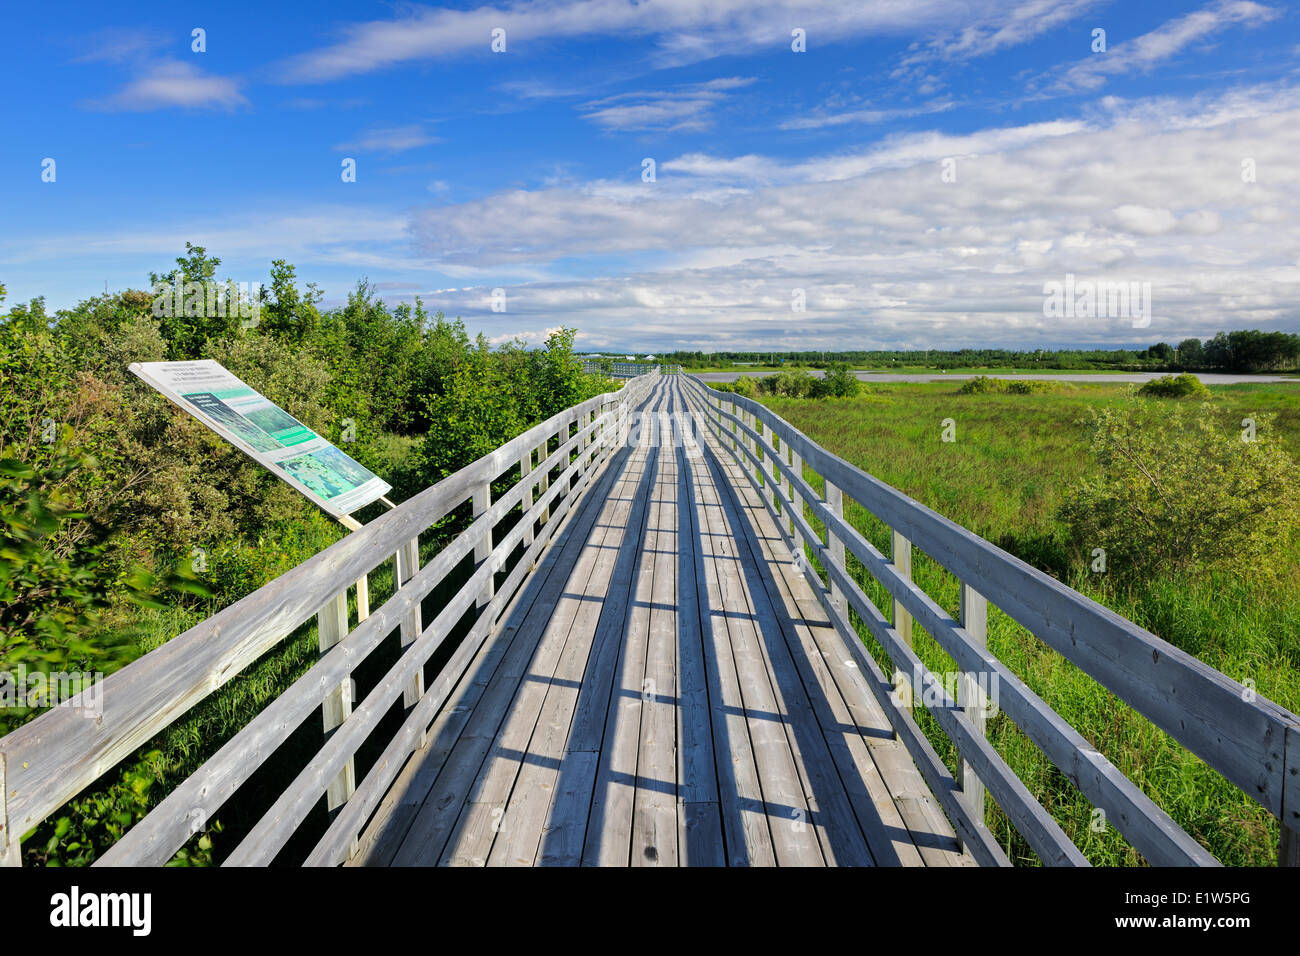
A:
[
  {"xmin": 680, "ymin": 374, "xmax": 1300, "ymax": 865},
  {"xmin": 0, "ymin": 371, "xmax": 659, "ymax": 863}
]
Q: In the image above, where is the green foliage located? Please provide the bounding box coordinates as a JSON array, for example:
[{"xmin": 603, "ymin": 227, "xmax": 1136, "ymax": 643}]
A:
[
  {"xmin": 759, "ymin": 368, "xmax": 816, "ymax": 398},
  {"xmin": 811, "ymin": 364, "xmax": 861, "ymax": 398},
  {"xmin": 715, "ymin": 376, "xmax": 758, "ymax": 398},
  {"xmin": 1139, "ymin": 372, "xmax": 1211, "ymax": 398},
  {"xmin": 1060, "ymin": 399, "xmax": 1300, "ymax": 578},
  {"xmin": 959, "ymin": 376, "xmax": 1064, "ymax": 395}
]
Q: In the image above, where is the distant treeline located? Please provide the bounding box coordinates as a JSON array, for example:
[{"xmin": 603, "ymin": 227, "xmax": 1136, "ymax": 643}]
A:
[{"xmin": 657, "ymin": 330, "xmax": 1300, "ymax": 373}]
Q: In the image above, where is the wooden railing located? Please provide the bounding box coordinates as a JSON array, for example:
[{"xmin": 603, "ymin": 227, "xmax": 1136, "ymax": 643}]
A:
[
  {"xmin": 678, "ymin": 374, "xmax": 1300, "ymax": 867},
  {"xmin": 0, "ymin": 371, "xmax": 659, "ymax": 867}
]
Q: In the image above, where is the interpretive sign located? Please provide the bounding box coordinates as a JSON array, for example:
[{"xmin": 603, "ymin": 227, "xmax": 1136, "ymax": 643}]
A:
[{"xmin": 129, "ymin": 359, "xmax": 390, "ymax": 518}]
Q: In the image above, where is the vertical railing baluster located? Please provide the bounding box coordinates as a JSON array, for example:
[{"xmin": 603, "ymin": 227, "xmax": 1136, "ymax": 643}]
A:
[
  {"xmin": 824, "ymin": 479, "xmax": 845, "ymax": 615},
  {"xmin": 395, "ymin": 537, "xmax": 424, "ymax": 707},
  {"xmin": 317, "ymin": 590, "xmax": 355, "ymax": 811},
  {"xmin": 959, "ymin": 582, "xmax": 989, "ymax": 847},
  {"xmin": 473, "ymin": 483, "xmax": 493, "ymax": 613},
  {"xmin": 891, "ymin": 529, "xmax": 914, "ymax": 709}
]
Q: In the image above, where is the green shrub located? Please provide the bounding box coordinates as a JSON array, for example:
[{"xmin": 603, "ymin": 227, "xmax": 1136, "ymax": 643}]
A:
[
  {"xmin": 760, "ymin": 368, "xmax": 816, "ymax": 398},
  {"xmin": 811, "ymin": 364, "xmax": 861, "ymax": 398},
  {"xmin": 1138, "ymin": 373, "xmax": 1211, "ymax": 398},
  {"xmin": 716, "ymin": 376, "xmax": 758, "ymax": 398},
  {"xmin": 959, "ymin": 375, "xmax": 1006, "ymax": 394},
  {"xmin": 1059, "ymin": 399, "xmax": 1300, "ymax": 578},
  {"xmin": 960, "ymin": 376, "xmax": 1064, "ymax": 395}
]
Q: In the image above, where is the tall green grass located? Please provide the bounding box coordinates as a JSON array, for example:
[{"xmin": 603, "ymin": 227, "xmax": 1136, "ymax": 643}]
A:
[{"xmin": 762, "ymin": 382, "xmax": 1300, "ymax": 866}]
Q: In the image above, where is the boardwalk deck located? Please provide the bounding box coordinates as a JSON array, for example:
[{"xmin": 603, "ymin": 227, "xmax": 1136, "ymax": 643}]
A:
[{"xmin": 348, "ymin": 377, "xmax": 972, "ymax": 867}]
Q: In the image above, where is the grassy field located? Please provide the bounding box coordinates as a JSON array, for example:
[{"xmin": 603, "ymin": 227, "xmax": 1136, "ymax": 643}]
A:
[
  {"xmin": 759, "ymin": 381, "xmax": 1300, "ymax": 866},
  {"xmin": 691, "ymin": 365, "xmax": 1204, "ymax": 375}
]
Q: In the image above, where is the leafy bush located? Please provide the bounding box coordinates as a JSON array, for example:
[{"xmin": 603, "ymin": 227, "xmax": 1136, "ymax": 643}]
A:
[
  {"xmin": 811, "ymin": 364, "xmax": 861, "ymax": 398},
  {"xmin": 759, "ymin": 368, "xmax": 816, "ymax": 398},
  {"xmin": 959, "ymin": 376, "xmax": 1063, "ymax": 395},
  {"xmin": 1138, "ymin": 373, "xmax": 1211, "ymax": 398},
  {"xmin": 1059, "ymin": 399, "xmax": 1300, "ymax": 578},
  {"xmin": 716, "ymin": 376, "xmax": 758, "ymax": 398}
]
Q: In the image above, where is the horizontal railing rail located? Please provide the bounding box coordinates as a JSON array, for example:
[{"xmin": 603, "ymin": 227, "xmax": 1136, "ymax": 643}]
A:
[
  {"xmin": 679, "ymin": 374, "xmax": 1300, "ymax": 867},
  {"xmin": 0, "ymin": 371, "xmax": 659, "ymax": 867}
]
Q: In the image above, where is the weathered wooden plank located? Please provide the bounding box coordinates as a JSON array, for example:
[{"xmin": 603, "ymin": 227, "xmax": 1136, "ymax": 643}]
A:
[
  {"xmin": 708, "ymin": 433, "xmax": 925, "ymax": 866},
  {"xmin": 632, "ymin": 406, "xmax": 680, "ymax": 867},
  {"xmin": 354, "ymin": 436, "xmax": 632, "ymax": 867},
  {"xmin": 680, "ymin": 378, "xmax": 1006, "ymax": 866},
  {"xmin": 403, "ymin": 413, "xmax": 653, "ymax": 866},
  {"xmin": 693, "ymin": 424, "xmax": 822, "ymax": 866},
  {"xmin": 538, "ymin": 394, "xmax": 666, "ymax": 866},
  {"xmin": 680, "ymin": 419, "xmax": 775, "ymax": 867}
]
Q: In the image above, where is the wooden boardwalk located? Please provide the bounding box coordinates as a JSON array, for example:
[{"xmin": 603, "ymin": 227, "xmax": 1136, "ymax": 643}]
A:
[{"xmin": 349, "ymin": 377, "xmax": 971, "ymax": 866}]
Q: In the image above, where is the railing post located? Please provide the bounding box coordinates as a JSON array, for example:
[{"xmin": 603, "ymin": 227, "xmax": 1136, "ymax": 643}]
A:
[
  {"xmin": 395, "ymin": 537, "xmax": 424, "ymax": 707},
  {"xmin": 824, "ymin": 480, "xmax": 846, "ymax": 615},
  {"xmin": 788, "ymin": 448, "xmax": 804, "ymax": 556},
  {"xmin": 761, "ymin": 422, "xmax": 776, "ymax": 509},
  {"xmin": 891, "ymin": 529, "xmax": 914, "ymax": 709},
  {"xmin": 473, "ymin": 482, "xmax": 494, "ymax": 612},
  {"xmin": 0, "ymin": 754, "xmax": 19, "ymax": 866},
  {"xmin": 520, "ymin": 446, "xmax": 535, "ymax": 547},
  {"xmin": 958, "ymin": 582, "xmax": 989, "ymax": 845},
  {"xmin": 536, "ymin": 437, "xmax": 551, "ymax": 524},
  {"xmin": 1282, "ymin": 823, "xmax": 1299, "ymax": 867},
  {"xmin": 317, "ymin": 590, "xmax": 355, "ymax": 812},
  {"xmin": 891, "ymin": 530, "xmax": 914, "ymax": 646},
  {"xmin": 355, "ymin": 574, "xmax": 369, "ymax": 623}
]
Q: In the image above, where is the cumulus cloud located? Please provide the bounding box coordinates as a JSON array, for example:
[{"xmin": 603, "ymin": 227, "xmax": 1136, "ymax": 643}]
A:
[{"xmin": 400, "ymin": 83, "xmax": 1300, "ymax": 349}]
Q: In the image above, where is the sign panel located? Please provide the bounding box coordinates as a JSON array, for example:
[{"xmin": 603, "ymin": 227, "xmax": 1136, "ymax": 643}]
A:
[{"xmin": 129, "ymin": 360, "xmax": 390, "ymax": 518}]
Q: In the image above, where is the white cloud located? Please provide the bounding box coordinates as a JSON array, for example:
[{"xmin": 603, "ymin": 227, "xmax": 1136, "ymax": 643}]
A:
[
  {"xmin": 395, "ymin": 83, "xmax": 1300, "ymax": 348},
  {"xmin": 87, "ymin": 60, "xmax": 247, "ymax": 111},
  {"xmin": 580, "ymin": 77, "xmax": 754, "ymax": 132},
  {"xmin": 274, "ymin": 0, "xmax": 1085, "ymax": 83},
  {"xmin": 334, "ymin": 125, "xmax": 441, "ymax": 153},
  {"xmin": 1056, "ymin": 0, "xmax": 1280, "ymax": 91}
]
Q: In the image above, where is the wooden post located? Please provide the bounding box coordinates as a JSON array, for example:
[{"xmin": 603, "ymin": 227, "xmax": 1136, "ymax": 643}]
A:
[
  {"xmin": 1282, "ymin": 823, "xmax": 1300, "ymax": 867},
  {"xmin": 891, "ymin": 530, "xmax": 914, "ymax": 646},
  {"xmin": 355, "ymin": 574, "xmax": 369, "ymax": 623},
  {"xmin": 395, "ymin": 538, "xmax": 424, "ymax": 707},
  {"xmin": 0, "ymin": 753, "xmax": 19, "ymax": 867},
  {"xmin": 473, "ymin": 483, "xmax": 494, "ymax": 613},
  {"xmin": 825, "ymin": 480, "xmax": 845, "ymax": 615},
  {"xmin": 891, "ymin": 529, "xmax": 914, "ymax": 710},
  {"xmin": 520, "ymin": 446, "xmax": 534, "ymax": 547},
  {"xmin": 536, "ymin": 438, "xmax": 551, "ymax": 524},
  {"xmin": 762, "ymin": 423, "xmax": 776, "ymax": 509},
  {"xmin": 958, "ymin": 582, "xmax": 989, "ymax": 844},
  {"xmin": 317, "ymin": 590, "xmax": 355, "ymax": 812},
  {"xmin": 789, "ymin": 449, "xmax": 804, "ymax": 556}
]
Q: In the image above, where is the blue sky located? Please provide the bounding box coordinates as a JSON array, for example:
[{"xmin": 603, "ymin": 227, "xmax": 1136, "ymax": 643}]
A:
[{"xmin": 2, "ymin": 0, "xmax": 1298, "ymax": 350}]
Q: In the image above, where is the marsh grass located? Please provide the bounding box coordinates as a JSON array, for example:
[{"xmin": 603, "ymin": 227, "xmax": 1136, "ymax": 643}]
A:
[{"xmin": 762, "ymin": 382, "xmax": 1300, "ymax": 866}]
